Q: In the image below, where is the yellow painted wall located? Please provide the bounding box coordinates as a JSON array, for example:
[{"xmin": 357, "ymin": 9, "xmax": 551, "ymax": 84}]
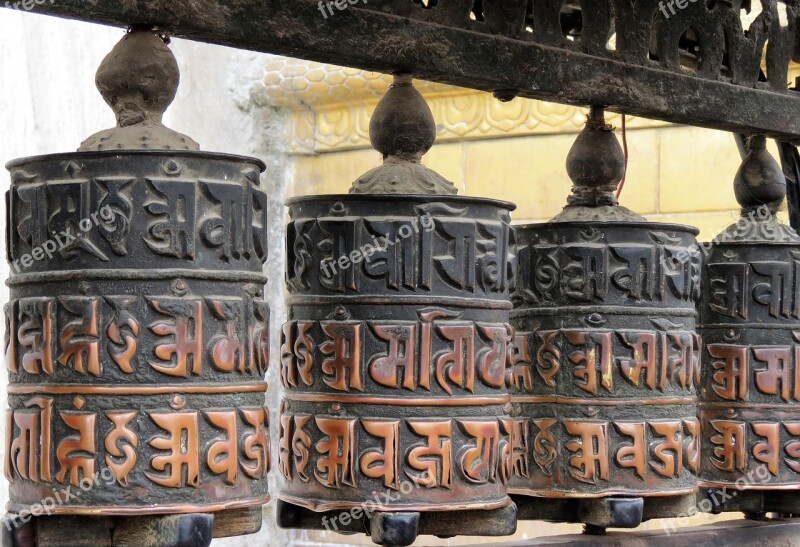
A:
[
  {"xmin": 290, "ymin": 123, "xmax": 787, "ymax": 241},
  {"xmin": 266, "ymin": 59, "xmax": 789, "ymax": 240}
]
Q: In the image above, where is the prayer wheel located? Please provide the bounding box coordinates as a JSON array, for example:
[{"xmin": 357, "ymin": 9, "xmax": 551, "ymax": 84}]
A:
[
  {"xmin": 698, "ymin": 135, "xmax": 800, "ymax": 516},
  {"xmin": 3, "ymin": 30, "xmax": 270, "ymax": 546},
  {"xmin": 277, "ymin": 74, "xmax": 517, "ymax": 546},
  {"xmin": 509, "ymin": 107, "xmax": 702, "ymax": 529}
]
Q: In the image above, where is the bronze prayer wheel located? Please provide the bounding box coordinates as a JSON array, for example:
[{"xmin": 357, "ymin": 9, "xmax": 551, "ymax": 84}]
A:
[
  {"xmin": 277, "ymin": 74, "xmax": 517, "ymax": 546},
  {"xmin": 698, "ymin": 135, "xmax": 800, "ymax": 515},
  {"xmin": 3, "ymin": 30, "xmax": 270, "ymax": 539},
  {"xmin": 509, "ymin": 107, "xmax": 701, "ymax": 527}
]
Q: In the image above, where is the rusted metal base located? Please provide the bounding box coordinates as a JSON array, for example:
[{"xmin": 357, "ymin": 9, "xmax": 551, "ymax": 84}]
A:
[
  {"xmin": 277, "ymin": 499, "xmax": 517, "ymax": 546},
  {"xmin": 699, "ymin": 488, "xmax": 800, "ymax": 518},
  {"xmin": 514, "ymin": 494, "xmax": 697, "ymax": 530},
  {"xmin": 1, "ymin": 508, "xmax": 261, "ymax": 547},
  {"xmin": 210, "ymin": 507, "xmax": 263, "ymax": 538}
]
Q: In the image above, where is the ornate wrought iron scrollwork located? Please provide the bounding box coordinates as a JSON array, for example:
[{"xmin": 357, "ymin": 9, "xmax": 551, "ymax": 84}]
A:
[
  {"xmin": 10, "ymin": 0, "xmax": 800, "ymax": 139},
  {"xmin": 360, "ymin": 0, "xmax": 798, "ymax": 93}
]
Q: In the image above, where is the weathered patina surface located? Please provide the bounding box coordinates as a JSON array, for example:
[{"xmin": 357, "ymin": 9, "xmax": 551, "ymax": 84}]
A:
[
  {"xmin": 5, "ymin": 150, "xmax": 271, "ymax": 515},
  {"xmin": 278, "ymin": 77, "xmax": 518, "ymax": 546},
  {"xmin": 510, "ymin": 108, "xmax": 701, "ymax": 525},
  {"xmin": 698, "ymin": 136, "xmax": 800, "ymax": 516},
  {"xmin": 3, "ymin": 30, "xmax": 271, "ymax": 546}
]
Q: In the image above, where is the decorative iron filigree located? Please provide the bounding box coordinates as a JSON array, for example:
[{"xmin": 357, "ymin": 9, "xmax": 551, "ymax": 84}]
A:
[{"xmin": 359, "ymin": 0, "xmax": 798, "ymax": 93}]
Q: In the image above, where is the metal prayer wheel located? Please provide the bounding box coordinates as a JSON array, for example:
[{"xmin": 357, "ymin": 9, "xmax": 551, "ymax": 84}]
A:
[
  {"xmin": 3, "ymin": 30, "xmax": 270, "ymax": 545},
  {"xmin": 698, "ymin": 136, "xmax": 800, "ymax": 516},
  {"xmin": 509, "ymin": 107, "xmax": 701, "ymax": 528},
  {"xmin": 277, "ymin": 74, "xmax": 517, "ymax": 546}
]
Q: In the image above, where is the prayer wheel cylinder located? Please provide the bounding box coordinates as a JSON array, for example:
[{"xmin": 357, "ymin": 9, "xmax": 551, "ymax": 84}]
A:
[
  {"xmin": 508, "ymin": 108, "xmax": 701, "ymax": 524},
  {"xmin": 698, "ymin": 136, "xmax": 800, "ymax": 514},
  {"xmin": 3, "ymin": 31, "xmax": 271, "ymax": 523},
  {"xmin": 277, "ymin": 75, "xmax": 517, "ymax": 544}
]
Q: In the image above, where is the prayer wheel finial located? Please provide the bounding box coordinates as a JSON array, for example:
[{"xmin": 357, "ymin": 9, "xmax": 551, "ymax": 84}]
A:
[
  {"xmin": 349, "ymin": 73, "xmax": 457, "ymax": 195},
  {"xmin": 5, "ymin": 26, "xmax": 270, "ymax": 546},
  {"xmin": 281, "ymin": 73, "xmax": 517, "ymax": 545},
  {"xmin": 511, "ymin": 105, "xmax": 700, "ymax": 529},
  {"xmin": 734, "ymin": 134, "xmax": 786, "ymax": 214},
  {"xmin": 553, "ymin": 106, "xmax": 643, "ymax": 222},
  {"xmin": 698, "ymin": 139, "xmax": 800, "ymax": 515},
  {"xmin": 79, "ymin": 28, "xmax": 199, "ymax": 152},
  {"xmin": 716, "ymin": 134, "xmax": 799, "ymax": 243}
]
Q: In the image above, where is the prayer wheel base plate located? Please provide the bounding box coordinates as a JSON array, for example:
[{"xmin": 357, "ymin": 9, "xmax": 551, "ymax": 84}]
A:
[
  {"xmin": 277, "ymin": 499, "xmax": 517, "ymax": 546},
  {"xmin": 1, "ymin": 508, "xmax": 262, "ymax": 547},
  {"xmin": 514, "ymin": 494, "xmax": 697, "ymax": 528},
  {"xmin": 700, "ymin": 488, "xmax": 800, "ymax": 517}
]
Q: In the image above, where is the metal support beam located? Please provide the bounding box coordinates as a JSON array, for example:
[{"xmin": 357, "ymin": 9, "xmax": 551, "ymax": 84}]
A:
[{"xmin": 3, "ymin": 0, "xmax": 800, "ymax": 141}]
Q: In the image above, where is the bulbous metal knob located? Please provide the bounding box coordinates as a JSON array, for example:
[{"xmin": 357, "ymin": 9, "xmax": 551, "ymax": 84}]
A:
[
  {"xmin": 734, "ymin": 135, "xmax": 786, "ymax": 214},
  {"xmin": 350, "ymin": 73, "xmax": 457, "ymax": 195},
  {"xmin": 566, "ymin": 106, "xmax": 625, "ymax": 191},
  {"xmin": 715, "ymin": 135, "xmax": 799, "ymax": 242},
  {"xmin": 552, "ymin": 106, "xmax": 643, "ymax": 222},
  {"xmin": 79, "ymin": 28, "xmax": 199, "ymax": 152},
  {"xmin": 370, "ymin": 73, "xmax": 436, "ymax": 162}
]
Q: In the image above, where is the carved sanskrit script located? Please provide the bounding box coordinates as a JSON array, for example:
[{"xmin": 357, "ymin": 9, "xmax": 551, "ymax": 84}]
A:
[
  {"xmin": 287, "ymin": 207, "xmax": 514, "ymax": 297},
  {"xmin": 279, "ymin": 415, "xmax": 510, "ymax": 491},
  {"xmin": 508, "ymin": 328, "xmax": 701, "ymax": 394},
  {"xmin": 279, "ymin": 414, "xmax": 700, "ymax": 493},
  {"xmin": 281, "ymin": 315, "xmax": 511, "ymax": 394},
  {"xmin": 281, "ymin": 197, "xmax": 515, "ymax": 512},
  {"xmin": 9, "ymin": 175, "xmax": 269, "ymax": 267},
  {"xmin": 701, "ymin": 249, "xmax": 800, "ymax": 489},
  {"xmin": 5, "ymin": 295, "xmax": 269, "ymax": 380},
  {"xmin": 5, "ymin": 396, "xmax": 270, "ymax": 493},
  {"xmin": 708, "ymin": 258, "xmax": 800, "ymax": 321},
  {"xmin": 5, "ymin": 155, "xmax": 272, "ymax": 514},
  {"xmin": 517, "ymin": 236, "xmax": 701, "ymax": 305}
]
